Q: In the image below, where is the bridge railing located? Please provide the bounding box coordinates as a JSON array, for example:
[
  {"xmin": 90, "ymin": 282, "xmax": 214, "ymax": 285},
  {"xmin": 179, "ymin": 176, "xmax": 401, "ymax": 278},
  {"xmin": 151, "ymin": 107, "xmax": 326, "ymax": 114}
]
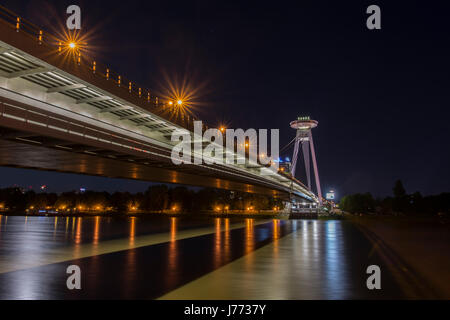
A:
[{"xmin": 0, "ymin": 4, "xmax": 200, "ymax": 131}]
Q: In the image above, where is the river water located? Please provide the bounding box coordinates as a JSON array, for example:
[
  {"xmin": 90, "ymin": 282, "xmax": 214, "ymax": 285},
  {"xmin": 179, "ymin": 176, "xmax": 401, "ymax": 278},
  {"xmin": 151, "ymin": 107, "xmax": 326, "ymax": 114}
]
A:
[{"xmin": 0, "ymin": 215, "xmax": 404, "ymax": 299}]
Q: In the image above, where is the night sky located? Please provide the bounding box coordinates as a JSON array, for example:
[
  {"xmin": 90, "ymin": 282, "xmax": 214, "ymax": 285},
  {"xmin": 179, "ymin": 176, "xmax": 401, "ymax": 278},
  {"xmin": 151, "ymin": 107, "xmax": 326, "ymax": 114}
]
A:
[{"xmin": 0, "ymin": 0, "xmax": 449, "ymax": 198}]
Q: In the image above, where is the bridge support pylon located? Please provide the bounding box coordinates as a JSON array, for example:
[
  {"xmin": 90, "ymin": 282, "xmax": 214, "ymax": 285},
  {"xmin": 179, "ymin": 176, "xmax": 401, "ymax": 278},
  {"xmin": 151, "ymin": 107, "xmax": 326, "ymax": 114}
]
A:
[{"xmin": 290, "ymin": 117, "xmax": 323, "ymax": 206}]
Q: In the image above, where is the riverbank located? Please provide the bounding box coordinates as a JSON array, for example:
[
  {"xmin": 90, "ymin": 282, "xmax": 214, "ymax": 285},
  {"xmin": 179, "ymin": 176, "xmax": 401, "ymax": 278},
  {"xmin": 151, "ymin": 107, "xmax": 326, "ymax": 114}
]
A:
[
  {"xmin": 347, "ymin": 214, "xmax": 450, "ymax": 299},
  {"xmin": 0, "ymin": 210, "xmax": 342, "ymax": 220},
  {"xmin": 0, "ymin": 211, "xmax": 289, "ymax": 219}
]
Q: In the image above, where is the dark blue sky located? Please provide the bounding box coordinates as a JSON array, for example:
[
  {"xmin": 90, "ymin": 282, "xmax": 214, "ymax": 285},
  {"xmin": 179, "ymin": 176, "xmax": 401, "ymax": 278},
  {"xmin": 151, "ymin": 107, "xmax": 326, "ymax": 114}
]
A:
[{"xmin": 1, "ymin": 0, "xmax": 449, "ymax": 197}]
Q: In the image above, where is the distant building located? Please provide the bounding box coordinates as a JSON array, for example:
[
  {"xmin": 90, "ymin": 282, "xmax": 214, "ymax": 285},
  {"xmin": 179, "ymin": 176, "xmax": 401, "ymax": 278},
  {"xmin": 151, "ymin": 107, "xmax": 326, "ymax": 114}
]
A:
[
  {"xmin": 326, "ymin": 190, "xmax": 335, "ymax": 201},
  {"xmin": 279, "ymin": 161, "xmax": 292, "ymax": 173}
]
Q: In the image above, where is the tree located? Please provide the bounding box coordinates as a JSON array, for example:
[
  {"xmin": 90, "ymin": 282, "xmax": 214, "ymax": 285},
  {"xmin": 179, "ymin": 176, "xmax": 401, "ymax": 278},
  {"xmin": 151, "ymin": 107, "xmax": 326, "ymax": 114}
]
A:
[
  {"xmin": 410, "ymin": 192, "xmax": 423, "ymax": 213},
  {"xmin": 339, "ymin": 193, "xmax": 375, "ymax": 214},
  {"xmin": 393, "ymin": 180, "xmax": 406, "ymax": 198},
  {"xmin": 145, "ymin": 185, "xmax": 169, "ymax": 212},
  {"xmin": 393, "ymin": 180, "xmax": 408, "ymax": 213},
  {"xmin": 169, "ymin": 187, "xmax": 194, "ymax": 212},
  {"xmin": 110, "ymin": 192, "xmax": 132, "ymax": 212},
  {"xmin": 55, "ymin": 192, "xmax": 77, "ymax": 209}
]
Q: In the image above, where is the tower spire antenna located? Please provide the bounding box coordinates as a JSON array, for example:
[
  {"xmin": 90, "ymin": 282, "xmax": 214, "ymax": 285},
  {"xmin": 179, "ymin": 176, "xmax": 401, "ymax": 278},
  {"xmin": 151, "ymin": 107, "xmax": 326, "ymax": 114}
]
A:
[{"xmin": 290, "ymin": 116, "xmax": 323, "ymax": 206}]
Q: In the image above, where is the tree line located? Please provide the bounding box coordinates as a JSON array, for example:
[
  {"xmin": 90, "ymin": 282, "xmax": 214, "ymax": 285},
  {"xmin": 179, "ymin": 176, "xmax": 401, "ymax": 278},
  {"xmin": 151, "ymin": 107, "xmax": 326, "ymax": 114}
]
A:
[
  {"xmin": 0, "ymin": 185, "xmax": 285, "ymax": 214},
  {"xmin": 339, "ymin": 180, "xmax": 450, "ymax": 215}
]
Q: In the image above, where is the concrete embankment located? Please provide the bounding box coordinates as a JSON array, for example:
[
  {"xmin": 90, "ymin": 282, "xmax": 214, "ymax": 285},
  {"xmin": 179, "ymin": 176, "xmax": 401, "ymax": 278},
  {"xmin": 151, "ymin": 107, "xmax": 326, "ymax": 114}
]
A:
[{"xmin": 347, "ymin": 215, "xmax": 450, "ymax": 299}]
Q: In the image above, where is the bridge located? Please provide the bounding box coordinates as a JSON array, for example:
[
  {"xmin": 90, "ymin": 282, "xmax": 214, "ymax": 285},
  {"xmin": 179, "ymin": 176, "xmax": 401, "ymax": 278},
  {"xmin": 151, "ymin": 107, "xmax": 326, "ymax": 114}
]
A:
[{"xmin": 0, "ymin": 5, "xmax": 318, "ymax": 205}]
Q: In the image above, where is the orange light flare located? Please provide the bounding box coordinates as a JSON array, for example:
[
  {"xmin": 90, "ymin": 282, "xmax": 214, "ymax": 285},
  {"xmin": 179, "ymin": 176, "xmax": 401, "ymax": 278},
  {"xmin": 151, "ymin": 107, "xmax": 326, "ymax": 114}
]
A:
[
  {"xmin": 219, "ymin": 124, "xmax": 229, "ymax": 134},
  {"xmin": 217, "ymin": 120, "xmax": 232, "ymax": 134},
  {"xmin": 52, "ymin": 27, "xmax": 98, "ymax": 67},
  {"xmin": 43, "ymin": 5, "xmax": 104, "ymax": 54},
  {"xmin": 129, "ymin": 203, "xmax": 139, "ymax": 212},
  {"xmin": 20, "ymin": 3, "xmax": 109, "ymax": 65},
  {"xmin": 156, "ymin": 70, "xmax": 210, "ymax": 122},
  {"xmin": 216, "ymin": 118, "xmax": 232, "ymax": 134},
  {"xmin": 54, "ymin": 29, "xmax": 89, "ymax": 56}
]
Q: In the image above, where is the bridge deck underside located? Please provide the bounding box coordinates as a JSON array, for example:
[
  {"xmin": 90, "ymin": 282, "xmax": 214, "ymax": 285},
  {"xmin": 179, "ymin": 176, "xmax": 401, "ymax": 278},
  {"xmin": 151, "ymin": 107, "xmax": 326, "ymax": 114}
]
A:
[{"xmin": 0, "ymin": 138, "xmax": 293, "ymax": 200}]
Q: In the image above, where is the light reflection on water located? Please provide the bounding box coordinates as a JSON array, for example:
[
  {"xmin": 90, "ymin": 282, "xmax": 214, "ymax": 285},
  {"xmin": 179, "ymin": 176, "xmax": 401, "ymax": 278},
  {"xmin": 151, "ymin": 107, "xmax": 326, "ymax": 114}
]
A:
[
  {"xmin": 214, "ymin": 218, "xmax": 221, "ymax": 268},
  {"xmin": 129, "ymin": 217, "xmax": 136, "ymax": 246},
  {"xmin": 93, "ymin": 216, "xmax": 100, "ymax": 246},
  {"xmin": 0, "ymin": 215, "xmax": 384, "ymax": 299},
  {"xmin": 160, "ymin": 218, "xmax": 360, "ymax": 300},
  {"xmin": 166, "ymin": 217, "xmax": 178, "ymax": 289},
  {"xmin": 244, "ymin": 219, "xmax": 255, "ymax": 272},
  {"xmin": 224, "ymin": 218, "xmax": 230, "ymax": 263}
]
